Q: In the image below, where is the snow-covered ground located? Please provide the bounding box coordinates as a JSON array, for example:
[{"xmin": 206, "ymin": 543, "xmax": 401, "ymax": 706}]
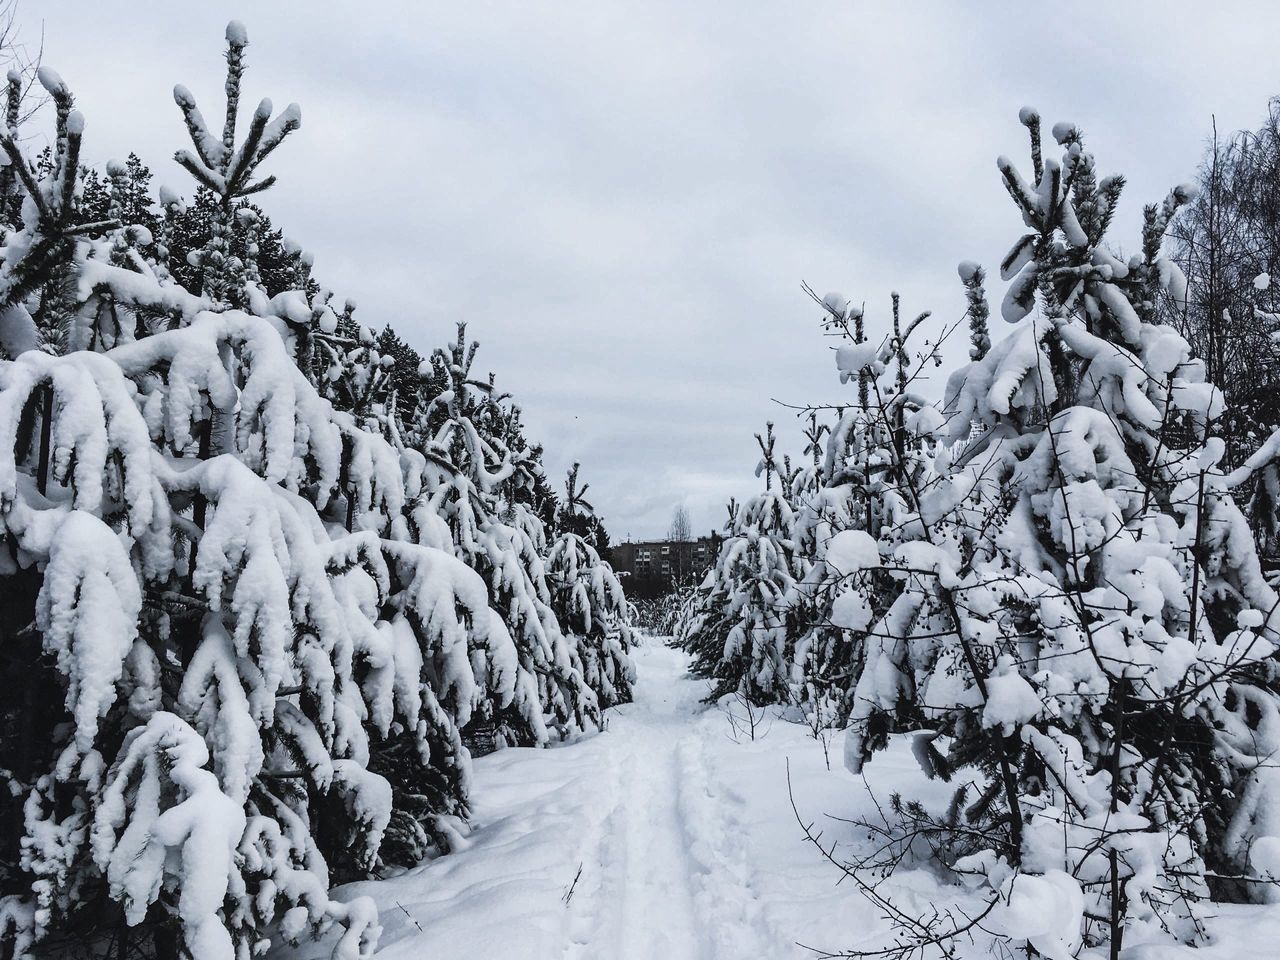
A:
[{"xmin": 317, "ymin": 641, "xmax": 1280, "ymax": 959}]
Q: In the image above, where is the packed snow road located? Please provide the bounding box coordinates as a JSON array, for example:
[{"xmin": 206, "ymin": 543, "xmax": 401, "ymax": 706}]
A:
[{"xmin": 317, "ymin": 641, "xmax": 1280, "ymax": 960}]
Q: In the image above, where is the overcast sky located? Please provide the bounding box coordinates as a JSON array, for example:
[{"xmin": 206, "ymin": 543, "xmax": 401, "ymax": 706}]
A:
[{"xmin": 16, "ymin": 1, "xmax": 1280, "ymax": 539}]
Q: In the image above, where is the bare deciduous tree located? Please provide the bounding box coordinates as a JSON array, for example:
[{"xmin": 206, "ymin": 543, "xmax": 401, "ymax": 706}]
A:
[
  {"xmin": 667, "ymin": 504, "xmax": 691, "ymax": 542},
  {"xmin": 1165, "ymin": 104, "xmax": 1280, "ymax": 465}
]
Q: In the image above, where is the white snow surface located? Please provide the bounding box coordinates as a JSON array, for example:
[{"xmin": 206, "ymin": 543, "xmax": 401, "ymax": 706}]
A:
[{"xmin": 297, "ymin": 642, "xmax": 1280, "ymax": 960}]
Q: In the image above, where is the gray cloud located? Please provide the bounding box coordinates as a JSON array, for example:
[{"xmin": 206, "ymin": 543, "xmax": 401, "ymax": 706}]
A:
[{"xmin": 18, "ymin": 0, "xmax": 1280, "ymax": 537}]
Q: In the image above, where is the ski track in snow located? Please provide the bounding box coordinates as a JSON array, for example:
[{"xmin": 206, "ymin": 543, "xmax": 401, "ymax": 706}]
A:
[
  {"xmin": 318, "ymin": 643, "xmax": 790, "ymax": 959},
  {"xmin": 561, "ymin": 643, "xmax": 785, "ymax": 959},
  {"xmin": 604, "ymin": 650, "xmax": 705, "ymax": 960}
]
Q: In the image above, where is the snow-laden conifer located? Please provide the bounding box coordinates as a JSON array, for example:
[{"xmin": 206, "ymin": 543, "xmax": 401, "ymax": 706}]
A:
[
  {"xmin": 680, "ymin": 423, "xmax": 800, "ymax": 703},
  {"xmin": 406, "ymin": 322, "xmax": 598, "ymax": 745},
  {"xmin": 0, "ymin": 22, "xmax": 629, "ymax": 959},
  {"xmin": 545, "ymin": 463, "xmax": 636, "ymax": 708},
  {"xmin": 823, "ymin": 109, "xmax": 1280, "ymax": 956},
  {"xmin": 785, "ymin": 291, "xmax": 942, "ymax": 732}
]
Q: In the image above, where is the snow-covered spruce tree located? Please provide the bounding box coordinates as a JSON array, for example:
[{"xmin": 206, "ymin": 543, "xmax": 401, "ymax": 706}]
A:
[
  {"xmin": 171, "ymin": 24, "xmax": 299, "ymax": 309},
  {"xmin": 0, "ymin": 23, "xmax": 525, "ymax": 960},
  {"xmin": 824, "ymin": 109, "xmax": 1280, "ymax": 957},
  {"xmin": 373, "ymin": 324, "xmax": 426, "ymax": 426},
  {"xmin": 405, "ymin": 322, "xmax": 599, "ymax": 746},
  {"xmin": 681, "ymin": 423, "xmax": 801, "ymax": 704},
  {"xmin": 634, "ymin": 585, "xmax": 697, "ymax": 638},
  {"xmin": 674, "ymin": 497, "xmax": 737, "ymax": 658},
  {"xmin": 786, "ymin": 292, "xmax": 944, "ymax": 730},
  {"xmin": 545, "ymin": 463, "xmax": 636, "ymax": 709}
]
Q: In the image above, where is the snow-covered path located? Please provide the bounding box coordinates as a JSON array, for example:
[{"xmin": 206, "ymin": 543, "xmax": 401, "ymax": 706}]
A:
[
  {"xmin": 318, "ymin": 641, "xmax": 1280, "ymax": 960},
  {"xmin": 326, "ymin": 642, "xmax": 811, "ymax": 959},
  {"xmin": 595, "ymin": 648, "xmax": 703, "ymax": 960}
]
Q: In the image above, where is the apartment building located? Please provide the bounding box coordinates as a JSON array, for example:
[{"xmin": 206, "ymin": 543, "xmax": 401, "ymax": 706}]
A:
[{"xmin": 610, "ymin": 534, "xmax": 720, "ymax": 598}]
